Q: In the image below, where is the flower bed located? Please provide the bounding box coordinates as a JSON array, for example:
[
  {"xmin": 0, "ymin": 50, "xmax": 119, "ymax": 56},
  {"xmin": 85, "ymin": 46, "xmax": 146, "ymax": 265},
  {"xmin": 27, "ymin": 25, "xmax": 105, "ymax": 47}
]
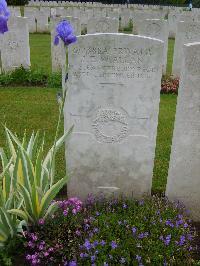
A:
[
  {"xmin": 161, "ymin": 77, "xmax": 179, "ymax": 94},
  {"xmin": 21, "ymin": 195, "xmax": 197, "ymax": 266}
]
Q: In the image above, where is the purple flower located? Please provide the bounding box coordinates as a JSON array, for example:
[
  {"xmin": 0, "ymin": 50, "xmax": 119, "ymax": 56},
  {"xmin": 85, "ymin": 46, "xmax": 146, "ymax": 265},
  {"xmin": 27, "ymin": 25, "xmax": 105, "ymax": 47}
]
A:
[
  {"xmin": 54, "ymin": 20, "xmax": 77, "ymax": 46},
  {"xmin": 139, "ymin": 200, "xmax": 144, "ymax": 206},
  {"xmin": 136, "ymin": 255, "xmax": 142, "ymax": 261},
  {"xmin": 39, "ymin": 244, "xmax": 44, "ymax": 250},
  {"xmin": 93, "ymin": 240, "xmax": 99, "ymax": 247},
  {"xmin": 26, "ymin": 254, "xmax": 31, "ymax": 260},
  {"xmin": 165, "ymin": 219, "xmax": 174, "ymax": 228},
  {"xmin": 120, "ymin": 257, "xmax": 126, "ymax": 264},
  {"xmin": 123, "ymin": 203, "xmax": 127, "ymax": 209},
  {"xmin": 38, "ymin": 218, "xmax": 45, "ymax": 225},
  {"xmin": 100, "ymin": 240, "xmax": 106, "ymax": 246},
  {"xmin": 0, "ymin": 0, "xmax": 10, "ymax": 34},
  {"xmin": 96, "ymin": 211, "xmax": 100, "ymax": 216},
  {"xmin": 69, "ymin": 261, "xmax": 77, "ymax": 266},
  {"xmin": 93, "ymin": 227, "xmax": 99, "ymax": 233},
  {"xmin": 164, "ymin": 234, "xmax": 171, "ymax": 246},
  {"xmin": 138, "ymin": 232, "xmax": 148, "ymax": 239},
  {"xmin": 184, "ymin": 223, "xmax": 188, "ymax": 228},
  {"xmin": 178, "ymin": 235, "xmax": 186, "ymax": 246},
  {"xmin": 28, "ymin": 241, "xmax": 35, "ymax": 248},
  {"xmin": 75, "ymin": 230, "xmax": 81, "ymax": 236},
  {"xmin": 63, "ymin": 209, "xmax": 68, "ymax": 216},
  {"xmin": 84, "ymin": 239, "xmax": 92, "ymax": 251},
  {"xmin": 91, "ymin": 255, "xmax": 96, "ymax": 263},
  {"xmin": 110, "ymin": 241, "xmax": 118, "ymax": 249},
  {"xmin": 132, "ymin": 227, "xmax": 137, "ymax": 234},
  {"xmin": 44, "ymin": 252, "xmax": 49, "ymax": 257}
]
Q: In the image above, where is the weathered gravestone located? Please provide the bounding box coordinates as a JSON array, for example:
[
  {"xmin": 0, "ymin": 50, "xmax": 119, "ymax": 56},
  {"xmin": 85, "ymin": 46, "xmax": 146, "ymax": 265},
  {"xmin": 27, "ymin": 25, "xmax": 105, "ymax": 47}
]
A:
[
  {"xmin": 121, "ymin": 9, "xmax": 130, "ymax": 29},
  {"xmin": 166, "ymin": 42, "xmax": 200, "ymax": 221},
  {"xmin": 35, "ymin": 9, "xmax": 49, "ymax": 32},
  {"xmin": 137, "ymin": 19, "xmax": 168, "ymax": 74},
  {"xmin": 1, "ymin": 17, "xmax": 30, "ymax": 72},
  {"xmin": 87, "ymin": 17, "xmax": 119, "ymax": 33},
  {"xmin": 63, "ymin": 33, "xmax": 164, "ymax": 199},
  {"xmin": 9, "ymin": 6, "xmax": 21, "ymax": 17},
  {"xmin": 132, "ymin": 11, "xmax": 164, "ymax": 34},
  {"xmin": 24, "ymin": 7, "xmax": 37, "ymax": 33},
  {"xmin": 172, "ymin": 21, "xmax": 200, "ymax": 76},
  {"xmin": 168, "ymin": 12, "xmax": 180, "ymax": 38}
]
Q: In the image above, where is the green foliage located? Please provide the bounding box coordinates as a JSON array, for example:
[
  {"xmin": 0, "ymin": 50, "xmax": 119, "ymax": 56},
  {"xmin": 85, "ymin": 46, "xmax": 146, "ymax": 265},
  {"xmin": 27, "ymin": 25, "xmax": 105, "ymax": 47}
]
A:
[
  {"xmin": 0, "ymin": 67, "xmax": 61, "ymax": 88},
  {"xmin": 24, "ymin": 196, "xmax": 197, "ymax": 265},
  {"xmin": 2, "ymin": 122, "xmax": 72, "ymax": 224},
  {"xmin": 0, "ymin": 235, "xmax": 24, "ymax": 266},
  {"xmin": 7, "ymin": 0, "xmax": 28, "ymax": 6}
]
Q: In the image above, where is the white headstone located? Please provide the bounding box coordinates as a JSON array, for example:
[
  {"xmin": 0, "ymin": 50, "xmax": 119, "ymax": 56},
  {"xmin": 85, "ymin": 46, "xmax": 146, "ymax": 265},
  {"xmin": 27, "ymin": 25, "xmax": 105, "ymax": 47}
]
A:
[
  {"xmin": 1, "ymin": 17, "xmax": 30, "ymax": 72},
  {"xmin": 121, "ymin": 8, "xmax": 130, "ymax": 28},
  {"xmin": 64, "ymin": 33, "xmax": 164, "ymax": 200},
  {"xmin": 87, "ymin": 17, "xmax": 119, "ymax": 33},
  {"xmin": 24, "ymin": 7, "xmax": 37, "ymax": 33},
  {"xmin": 168, "ymin": 12, "xmax": 180, "ymax": 38},
  {"xmin": 172, "ymin": 21, "xmax": 200, "ymax": 76},
  {"xmin": 137, "ymin": 19, "xmax": 168, "ymax": 74},
  {"xmin": 35, "ymin": 9, "xmax": 49, "ymax": 32},
  {"xmin": 166, "ymin": 42, "xmax": 200, "ymax": 221}
]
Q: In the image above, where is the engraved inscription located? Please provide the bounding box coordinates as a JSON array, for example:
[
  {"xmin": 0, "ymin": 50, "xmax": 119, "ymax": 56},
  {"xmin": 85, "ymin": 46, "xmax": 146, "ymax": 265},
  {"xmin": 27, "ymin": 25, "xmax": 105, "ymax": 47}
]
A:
[
  {"xmin": 71, "ymin": 46, "xmax": 159, "ymax": 80},
  {"xmin": 92, "ymin": 108, "xmax": 128, "ymax": 143},
  {"xmin": 8, "ymin": 40, "xmax": 19, "ymax": 50}
]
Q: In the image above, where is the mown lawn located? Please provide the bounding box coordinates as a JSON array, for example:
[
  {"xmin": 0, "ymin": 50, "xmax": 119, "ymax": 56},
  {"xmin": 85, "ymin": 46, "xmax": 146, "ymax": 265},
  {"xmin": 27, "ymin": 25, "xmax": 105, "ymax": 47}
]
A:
[
  {"xmin": 0, "ymin": 87, "xmax": 177, "ymax": 194},
  {"xmin": 29, "ymin": 33, "xmax": 51, "ymax": 73}
]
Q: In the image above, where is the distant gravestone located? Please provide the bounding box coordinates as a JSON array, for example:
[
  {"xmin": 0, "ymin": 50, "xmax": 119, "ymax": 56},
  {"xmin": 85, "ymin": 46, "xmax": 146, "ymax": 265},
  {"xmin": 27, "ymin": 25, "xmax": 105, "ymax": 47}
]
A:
[
  {"xmin": 35, "ymin": 9, "xmax": 49, "ymax": 32},
  {"xmin": 168, "ymin": 12, "xmax": 180, "ymax": 38},
  {"xmin": 9, "ymin": 6, "xmax": 21, "ymax": 17},
  {"xmin": 173, "ymin": 21, "xmax": 200, "ymax": 76},
  {"xmin": 132, "ymin": 11, "xmax": 163, "ymax": 34},
  {"xmin": 24, "ymin": 7, "xmax": 37, "ymax": 33},
  {"xmin": 50, "ymin": 17, "xmax": 66, "ymax": 72},
  {"xmin": 87, "ymin": 17, "xmax": 119, "ymax": 33},
  {"xmin": 121, "ymin": 9, "xmax": 130, "ymax": 28},
  {"xmin": 137, "ymin": 19, "xmax": 168, "ymax": 74},
  {"xmin": 166, "ymin": 42, "xmax": 200, "ymax": 221},
  {"xmin": 64, "ymin": 33, "xmax": 164, "ymax": 200},
  {"xmin": 1, "ymin": 17, "xmax": 30, "ymax": 72}
]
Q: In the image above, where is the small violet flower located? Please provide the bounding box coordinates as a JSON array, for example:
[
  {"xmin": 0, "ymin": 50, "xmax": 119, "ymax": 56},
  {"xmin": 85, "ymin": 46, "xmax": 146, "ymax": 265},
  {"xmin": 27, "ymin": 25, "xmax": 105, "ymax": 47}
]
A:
[{"xmin": 110, "ymin": 241, "xmax": 118, "ymax": 249}]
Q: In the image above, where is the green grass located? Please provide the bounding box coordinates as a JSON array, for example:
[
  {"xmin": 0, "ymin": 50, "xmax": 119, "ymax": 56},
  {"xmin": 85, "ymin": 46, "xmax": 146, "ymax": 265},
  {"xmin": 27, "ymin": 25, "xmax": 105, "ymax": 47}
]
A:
[
  {"xmin": 153, "ymin": 94, "xmax": 177, "ymax": 194},
  {"xmin": 0, "ymin": 87, "xmax": 177, "ymax": 194},
  {"xmin": 29, "ymin": 33, "xmax": 51, "ymax": 73},
  {"xmin": 0, "ymin": 87, "xmax": 66, "ymax": 182},
  {"xmin": 166, "ymin": 38, "xmax": 175, "ymax": 76}
]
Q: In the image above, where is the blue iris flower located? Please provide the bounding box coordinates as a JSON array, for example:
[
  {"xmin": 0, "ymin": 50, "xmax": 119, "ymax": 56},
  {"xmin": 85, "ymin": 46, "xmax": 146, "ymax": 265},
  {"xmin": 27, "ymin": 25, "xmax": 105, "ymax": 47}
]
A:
[
  {"xmin": 0, "ymin": 0, "xmax": 10, "ymax": 34},
  {"xmin": 54, "ymin": 20, "xmax": 77, "ymax": 46}
]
